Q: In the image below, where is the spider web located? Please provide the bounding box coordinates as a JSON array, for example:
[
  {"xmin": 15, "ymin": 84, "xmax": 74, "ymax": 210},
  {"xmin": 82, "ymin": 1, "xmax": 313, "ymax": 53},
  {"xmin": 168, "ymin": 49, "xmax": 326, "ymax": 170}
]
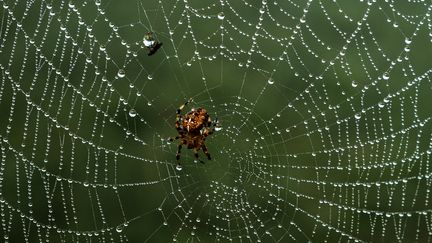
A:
[{"xmin": 1, "ymin": 0, "xmax": 432, "ymax": 242}]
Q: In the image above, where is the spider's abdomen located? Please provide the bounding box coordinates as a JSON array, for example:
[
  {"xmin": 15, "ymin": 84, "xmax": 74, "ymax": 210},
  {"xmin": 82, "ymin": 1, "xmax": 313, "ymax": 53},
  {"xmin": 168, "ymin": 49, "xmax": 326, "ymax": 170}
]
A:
[
  {"xmin": 182, "ymin": 119, "xmax": 202, "ymax": 131},
  {"xmin": 183, "ymin": 108, "xmax": 208, "ymax": 132}
]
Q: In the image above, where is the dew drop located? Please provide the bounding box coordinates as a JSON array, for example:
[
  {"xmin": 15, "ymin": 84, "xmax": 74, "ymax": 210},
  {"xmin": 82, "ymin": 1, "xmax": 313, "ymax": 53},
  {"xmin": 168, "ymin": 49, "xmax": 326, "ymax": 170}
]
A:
[
  {"xmin": 405, "ymin": 38, "xmax": 412, "ymax": 45},
  {"xmin": 129, "ymin": 109, "xmax": 137, "ymax": 117},
  {"xmin": 355, "ymin": 113, "xmax": 361, "ymax": 120},
  {"xmin": 214, "ymin": 127, "xmax": 222, "ymax": 131},
  {"xmin": 217, "ymin": 12, "xmax": 225, "ymax": 20},
  {"xmin": 116, "ymin": 226, "xmax": 123, "ymax": 233},
  {"xmin": 382, "ymin": 73, "xmax": 389, "ymax": 80},
  {"xmin": 267, "ymin": 78, "xmax": 274, "ymax": 84},
  {"xmin": 378, "ymin": 102, "xmax": 385, "ymax": 108},
  {"xmin": 147, "ymin": 74, "xmax": 153, "ymax": 80},
  {"xmin": 351, "ymin": 80, "xmax": 358, "ymax": 87},
  {"xmin": 117, "ymin": 69, "xmax": 126, "ymax": 78},
  {"xmin": 176, "ymin": 165, "xmax": 183, "ymax": 171}
]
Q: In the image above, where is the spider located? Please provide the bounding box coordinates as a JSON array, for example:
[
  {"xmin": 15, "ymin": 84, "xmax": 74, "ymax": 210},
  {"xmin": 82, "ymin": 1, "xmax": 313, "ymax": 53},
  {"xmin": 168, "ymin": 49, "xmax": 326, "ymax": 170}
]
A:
[
  {"xmin": 168, "ymin": 98, "xmax": 220, "ymax": 169},
  {"xmin": 143, "ymin": 32, "xmax": 162, "ymax": 56}
]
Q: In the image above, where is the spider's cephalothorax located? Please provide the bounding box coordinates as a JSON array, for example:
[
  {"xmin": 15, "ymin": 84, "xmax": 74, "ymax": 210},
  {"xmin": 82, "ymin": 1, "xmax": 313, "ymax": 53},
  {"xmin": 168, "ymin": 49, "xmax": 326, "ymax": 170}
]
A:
[{"xmin": 168, "ymin": 99, "xmax": 220, "ymax": 169}]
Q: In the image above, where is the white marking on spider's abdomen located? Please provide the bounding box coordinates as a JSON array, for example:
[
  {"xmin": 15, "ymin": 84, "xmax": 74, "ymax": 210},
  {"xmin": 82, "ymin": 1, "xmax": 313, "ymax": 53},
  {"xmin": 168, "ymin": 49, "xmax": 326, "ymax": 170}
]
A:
[{"xmin": 187, "ymin": 118, "xmax": 192, "ymax": 131}]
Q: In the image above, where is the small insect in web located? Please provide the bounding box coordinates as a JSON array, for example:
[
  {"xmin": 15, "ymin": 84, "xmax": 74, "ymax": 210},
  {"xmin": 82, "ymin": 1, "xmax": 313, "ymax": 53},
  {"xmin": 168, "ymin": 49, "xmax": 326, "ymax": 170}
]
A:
[
  {"xmin": 143, "ymin": 32, "xmax": 162, "ymax": 56},
  {"xmin": 168, "ymin": 98, "xmax": 221, "ymax": 170}
]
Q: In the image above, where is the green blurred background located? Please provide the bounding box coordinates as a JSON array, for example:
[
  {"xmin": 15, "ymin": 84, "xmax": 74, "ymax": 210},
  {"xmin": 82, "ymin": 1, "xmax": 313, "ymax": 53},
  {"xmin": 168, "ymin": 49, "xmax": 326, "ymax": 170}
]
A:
[{"xmin": 1, "ymin": 0, "xmax": 432, "ymax": 242}]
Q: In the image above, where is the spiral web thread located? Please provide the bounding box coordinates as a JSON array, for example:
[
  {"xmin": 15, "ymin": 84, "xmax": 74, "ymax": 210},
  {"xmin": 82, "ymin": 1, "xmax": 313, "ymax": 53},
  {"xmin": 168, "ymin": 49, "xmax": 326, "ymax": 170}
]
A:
[{"xmin": 0, "ymin": 0, "xmax": 432, "ymax": 242}]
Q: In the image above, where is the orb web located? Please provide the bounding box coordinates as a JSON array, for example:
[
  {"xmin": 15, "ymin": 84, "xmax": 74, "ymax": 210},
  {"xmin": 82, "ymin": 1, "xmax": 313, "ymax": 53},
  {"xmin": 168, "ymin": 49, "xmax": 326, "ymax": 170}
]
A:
[{"xmin": 0, "ymin": 0, "xmax": 432, "ymax": 242}]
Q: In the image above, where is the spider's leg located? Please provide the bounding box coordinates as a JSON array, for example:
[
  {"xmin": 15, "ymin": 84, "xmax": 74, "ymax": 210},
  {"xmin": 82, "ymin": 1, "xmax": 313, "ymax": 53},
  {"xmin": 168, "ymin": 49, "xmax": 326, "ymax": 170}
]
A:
[
  {"xmin": 206, "ymin": 117, "xmax": 220, "ymax": 135},
  {"xmin": 175, "ymin": 99, "xmax": 192, "ymax": 131},
  {"xmin": 202, "ymin": 144, "xmax": 211, "ymax": 160},
  {"xmin": 214, "ymin": 118, "xmax": 221, "ymax": 128},
  {"xmin": 202, "ymin": 128, "xmax": 212, "ymax": 138},
  {"xmin": 176, "ymin": 144, "xmax": 182, "ymax": 164},
  {"xmin": 193, "ymin": 149, "xmax": 204, "ymax": 164},
  {"xmin": 168, "ymin": 136, "xmax": 180, "ymax": 142},
  {"xmin": 206, "ymin": 117, "xmax": 213, "ymax": 127},
  {"xmin": 175, "ymin": 117, "xmax": 183, "ymax": 131},
  {"xmin": 177, "ymin": 98, "xmax": 193, "ymax": 115}
]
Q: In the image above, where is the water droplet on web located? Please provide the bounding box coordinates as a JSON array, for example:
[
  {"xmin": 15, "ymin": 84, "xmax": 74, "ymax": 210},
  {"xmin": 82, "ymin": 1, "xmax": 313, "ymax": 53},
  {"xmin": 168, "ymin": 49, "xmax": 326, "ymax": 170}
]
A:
[
  {"xmin": 176, "ymin": 165, "xmax": 183, "ymax": 171},
  {"xmin": 405, "ymin": 38, "xmax": 412, "ymax": 45},
  {"xmin": 267, "ymin": 78, "xmax": 274, "ymax": 84},
  {"xmin": 215, "ymin": 127, "xmax": 222, "ymax": 131},
  {"xmin": 351, "ymin": 80, "xmax": 358, "ymax": 87},
  {"xmin": 378, "ymin": 102, "xmax": 385, "ymax": 108},
  {"xmin": 117, "ymin": 69, "xmax": 125, "ymax": 78},
  {"xmin": 382, "ymin": 73, "xmax": 389, "ymax": 80},
  {"xmin": 217, "ymin": 12, "xmax": 225, "ymax": 20},
  {"xmin": 129, "ymin": 109, "xmax": 137, "ymax": 117},
  {"xmin": 147, "ymin": 101, "xmax": 152, "ymax": 106},
  {"xmin": 355, "ymin": 113, "xmax": 361, "ymax": 120},
  {"xmin": 196, "ymin": 218, "xmax": 201, "ymax": 222},
  {"xmin": 116, "ymin": 226, "xmax": 123, "ymax": 232},
  {"xmin": 147, "ymin": 74, "xmax": 153, "ymax": 80},
  {"xmin": 163, "ymin": 221, "xmax": 168, "ymax": 226}
]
